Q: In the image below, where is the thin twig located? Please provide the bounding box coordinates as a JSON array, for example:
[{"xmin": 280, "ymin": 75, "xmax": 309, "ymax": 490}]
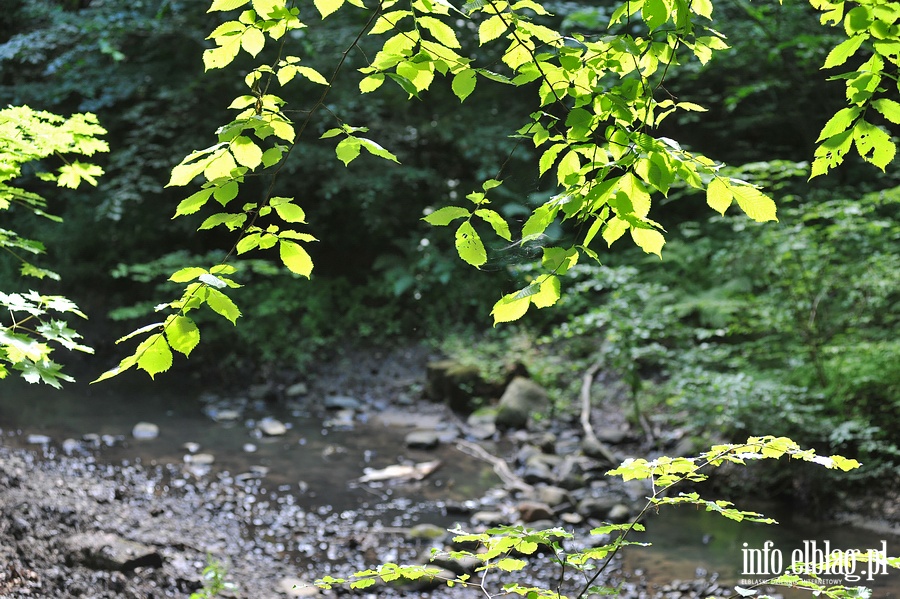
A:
[{"xmin": 580, "ymin": 361, "xmax": 618, "ymax": 465}]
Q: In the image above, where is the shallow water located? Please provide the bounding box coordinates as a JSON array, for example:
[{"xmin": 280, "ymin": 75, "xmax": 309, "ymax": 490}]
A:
[{"xmin": 2, "ymin": 374, "xmax": 899, "ymax": 596}]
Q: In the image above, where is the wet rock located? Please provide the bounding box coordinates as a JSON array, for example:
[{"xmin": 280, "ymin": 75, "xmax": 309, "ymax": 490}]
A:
[
  {"xmin": 64, "ymin": 532, "xmax": 162, "ymax": 571},
  {"xmin": 425, "ymin": 360, "xmax": 488, "ymax": 414},
  {"xmin": 466, "ymin": 410, "xmax": 497, "ymax": 440},
  {"xmin": 208, "ymin": 408, "xmax": 241, "ymax": 422},
  {"xmin": 323, "ymin": 409, "xmax": 355, "ymax": 428},
  {"xmin": 243, "ymin": 443, "xmax": 258, "ymax": 453},
  {"xmin": 27, "ymin": 434, "xmax": 52, "ymax": 445},
  {"xmin": 607, "ymin": 503, "xmax": 631, "ymax": 523},
  {"xmin": 132, "ymin": 422, "xmax": 159, "ymax": 440},
  {"xmin": 582, "ymin": 436, "xmax": 617, "ymax": 463},
  {"xmin": 407, "ymin": 523, "xmax": 446, "ymax": 541},
  {"xmin": 258, "ymin": 417, "xmax": 288, "ymax": 436},
  {"xmin": 324, "ymin": 395, "xmax": 361, "ymax": 410},
  {"xmin": 183, "ymin": 442, "xmax": 201, "ymax": 453},
  {"xmin": 185, "ymin": 453, "xmax": 215, "ymax": 466},
  {"xmin": 405, "ymin": 430, "xmax": 441, "ymax": 450},
  {"xmin": 61, "ymin": 438, "xmax": 81, "ymax": 455},
  {"xmin": 517, "ymin": 500, "xmax": 554, "ymax": 523},
  {"xmin": 285, "ymin": 382, "xmax": 308, "ymax": 397},
  {"xmin": 535, "ymin": 485, "xmax": 570, "ymax": 507},
  {"xmin": 277, "ymin": 576, "xmax": 320, "ymax": 597},
  {"xmin": 471, "ymin": 511, "xmax": 506, "ymax": 526},
  {"xmin": 577, "ymin": 496, "xmax": 621, "ymax": 519},
  {"xmin": 495, "ymin": 377, "xmax": 549, "ymax": 429},
  {"xmin": 596, "ymin": 426, "xmax": 630, "ymax": 445}
]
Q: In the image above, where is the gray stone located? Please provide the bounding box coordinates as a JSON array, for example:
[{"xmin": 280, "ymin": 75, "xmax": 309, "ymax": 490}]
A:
[
  {"xmin": 425, "ymin": 360, "xmax": 489, "ymax": 414},
  {"xmin": 131, "ymin": 422, "xmax": 159, "ymax": 440},
  {"xmin": 185, "ymin": 453, "xmax": 215, "ymax": 465},
  {"xmin": 576, "ymin": 496, "xmax": 620, "ymax": 519},
  {"xmin": 27, "ymin": 433, "xmax": 51, "ymax": 446},
  {"xmin": 277, "ymin": 577, "xmax": 320, "ymax": 597},
  {"xmin": 607, "ymin": 503, "xmax": 631, "ymax": 523},
  {"xmin": 595, "ymin": 427, "xmax": 629, "ymax": 444},
  {"xmin": 471, "ymin": 511, "xmax": 506, "ymax": 526},
  {"xmin": 324, "ymin": 395, "xmax": 361, "ymax": 410},
  {"xmin": 407, "ymin": 523, "xmax": 446, "ymax": 541},
  {"xmin": 285, "ymin": 382, "xmax": 308, "ymax": 397},
  {"xmin": 210, "ymin": 408, "xmax": 241, "ymax": 422},
  {"xmin": 64, "ymin": 532, "xmax": 162, "ymax": 571},
  {"xmin": 258, "ymin": 417, "xmax": 287, "ymax": 436},
  {"xmin": 495, "ymin": 377, "xmax": 549, "ymax": 429},
  {"xmin": 243, "ymin": 443, "xmax": 258, "ymax": 453},
  {"xmin": 535, "ymin": 485, "xmax": 570, "ymax": 507},
  {"xmin": 405, "ymin": 430, "xmax": 441, "ymax": 450},
  {"xmin": 516, "ymin": 500, "xmax": 554, "ymax": 523}
]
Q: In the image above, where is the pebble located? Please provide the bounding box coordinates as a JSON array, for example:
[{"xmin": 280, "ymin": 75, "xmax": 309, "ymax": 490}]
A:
[
  {"xmin": 131, "ymin": 422, "xmax": 159, "ymax": 440},
  {"xmin": 258, "ymin": 417, "xmax": 287, "ymax": 436},
  {"xmin": 27, "ymin": 434, "xmax": 52, "ymax": 445}
]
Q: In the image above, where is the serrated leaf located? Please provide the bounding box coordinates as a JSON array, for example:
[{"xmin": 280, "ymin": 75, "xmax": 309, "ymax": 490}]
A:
[
  {"xmin": 522, "ymin": 204, "xmax": 557, "ymax": 242},
  {"xmin": 209, "ymin": 0, "xmax": 250, "ymax": 11},
  {"xmin": 204, "ymin": 149, "xmax": 238, "ymax": 181},
  {"xmin": 531, "ymin": 275, "xmax": 561, "ymax": 308},
  {"xmin": 358, "ymin": 138, "xmax": 399, "ymax": 162},
  {"xmin": 631, "ymin": 226, "xmax": 665, "ymax": 257},
  {"xmin": 166, "ymin": 315, "xmax": 200, "ymax": 357},
  {"xmin": 872, "ymin": 98, "xmax": 900, "ymax": 124},
  {"xmin": 423, "ymin": 206, "xmax": 471, "ymax": 226},
  {"xmin": 556, "ymin": 149, "xmax": 581, "ymax": 185},
  {"xmin": 603, "ymin": 215, "xmax": 629, "ymax": 246},
  {"xmin": 496, "ymin": 558, "xmax": 527, "ymax": 572},
  {"xmin": 335, "ymin": 137, "xmax": 361, "ymax": 166},
  {"xmin": 474, "ymin": 208, "xmax": 511, "ymax": 240},
  {"xmin": 241, "ymin": 27, "xmax": 265, "ymax": 57},
  {"xmin": 169, "ymin": 267, "xmax": 208, "ymax": 283},
  {"xmin": 418, "ymin": 16, "xmax": 461, "ymax": 48},
  {"xmin": 643, "ymin": 0, "xmax": 668, "ymax": 30},
  {"xmin": 279, "ymin": 240, "xmax": 314, "ymax": 277},
  {"xmin": 213, "ymin": 180, "xmax": 239, "ymax": 205},
  {"xmin": 491, "ymin": 293, "xmax": 531, "ymax": 325},
  {"xmin": 730, "ymin": 182, "xmax": 778, "ymax": 222},
  {"xmin": 360, "ymin": 73, "xmax": 385, "ymax": 93},
  {"xmin": 231, "ymin": 136, "xmax": 263, "ymax": 168},
  {"xmin": 823, "ymin": 34, "xmax": 866, "ymax": 69},
  {"xmin": 455, "ymin": 221, "xmax": 487, "ymax": 267},
  {"xmin": 296, "ymin": 66, "xmax": 328, "ymax": 85},
  {"xmin": 252, "ymin": 0, "xmax": 282, "ymax": 18},
  {"xmin": 706, "ymin": 178, "xmax": 732, "ymax": 215},
  {"xmin": 273, "ymin": 202, "xmax": 306, "ymax": 223},
  {"xmin": 853, "ymin": 119, "xmax": 895, "ymax": 170},
  {"xmin": 261, "ymin": 146, "xmax": 283, "ymax": 167},
  {"xmin": 314, "ymin": 0, "xmax": 345, "ymax": 18},
  {"xmin": 206, "ymin": 288, "xmax": 241, "ymax": 324},
  {"xmin": 452, "ymin": 69, "xmax": 477, "ymax": 102},
  {"xmin": 691, "ymin": 0, "xmax": 712, "ymax": 18},
  {"xmin": 174, "ymin": 188, "xmax": 215, "ymax": 217},
  {"xmin": 479, "ymin": 15, "xmax": 507, "ymax": 45},
  {"xmin": 136, "ymin": 334, "xmax": 173, "ymax": 379},
  {"xmin": 817, "ymin": 106, "xmax": 861, "ymax": 141}
]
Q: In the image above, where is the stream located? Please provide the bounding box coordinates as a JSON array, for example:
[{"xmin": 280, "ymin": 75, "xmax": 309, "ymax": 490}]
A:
[{"xmin": 1, "ymin": 370, "xmax": 899, "ymax": 598}]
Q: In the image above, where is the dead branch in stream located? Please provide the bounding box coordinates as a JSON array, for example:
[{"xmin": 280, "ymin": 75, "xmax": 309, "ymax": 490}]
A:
[
  {"xmin": 580, "ymin": 361, "xmax": 619, "ymax": 465},
  {"xmin": 455, "ymin": 440, "xmax": 534, "ymax": 494}
]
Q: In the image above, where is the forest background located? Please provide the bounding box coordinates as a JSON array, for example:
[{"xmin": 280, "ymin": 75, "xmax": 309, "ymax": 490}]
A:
[{"xmin": 0, "ymin": 0, "xmax": 898, "ymax": 500}]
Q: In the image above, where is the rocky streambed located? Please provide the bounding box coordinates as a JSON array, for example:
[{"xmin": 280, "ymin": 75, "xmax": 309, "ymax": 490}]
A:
[{"xmin": 2, "ymin": 347, "xmax": 895, "ymax": 598}]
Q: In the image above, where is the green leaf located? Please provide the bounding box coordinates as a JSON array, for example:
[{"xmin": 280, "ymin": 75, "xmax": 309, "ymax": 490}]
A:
[
  {"xmin": 631, "ymin": 226, "xmax": 665, "ymax": 257},
  {"xmin": 452, "ymin": 69, "xmax": 477, "ymax": 102},
  {"xmin": 479, "ymin": 15, "xmax": 507, "ymax": 45},
  {"xmin": 531, "ymin": 275, "xmax": 561, "ymax": 308},
  {"xmin": 335, "ymin": 137, "xmax": 361, "ymax": 166},
  {"xmin": 602, "ymin": 215, "xmax": 629, "ymax": 246},
  {"xmin": 496, "ymin": 558, "xmax": 527, "ymax": 572},
  {"xmin": 206, "ymin": 288, "xmax": 242, "ymax": 324},
  {"xmin": 252, "ymin": 0, "xmax": 282, "ymax": 18},
  {"xmin": 522, "ymin": 204, "xmax": 558, "ymax": 241},
  {"xmin": 455, "ymin": 221, "xmax": 487, "ymax": 267},
  {"xmin": 491, "ymin": 293, "xmax": 531, "ymax": 325},
  {"xmin": 231, "ymin": 136, "xmax": 263, "ymax": 168},
  {"xmin": 169, "ymin": 267, "xmax": 208, "ymax": 283},
  {"xmin": 241, "ymin": 27, "xmax": 266, "ymax": 57},
  {"xmin": 823, "ymin": 34, "xmax": 866, "ymax": 69},
  {"xmin": 872, "ymin": 98, "xmax": 900, "ymax": 124},
  {"xmin": 358, "ymin": 138, "xmax": 399, "ymax": 162},
  {"xmin": 273, "ymin": 201, "xmax": 307, "ymax": 223},
  {"xmin": 209, "ymin": 0, "xmax": 250, "ymax": 11},
  {"xmin": 642, "ymin": 0, "xmax": 668, "ymax": 31},
  {"xmin": 423, "ymin": 206, "xmax": 471, "ymax": 226},
  {"xmin": 279, "ymin": 240, "xmax": 314, "ymax": 277},
  {"xmin": 261, "ymin": 146, "xmax": 284, "ymax": 167},
  {"xmin": 204, "ymin": 149, "xmax": 238, "ymax": 181},
  {"xmin": 816, "ymin": 106, "xmax": 861, "ymax": 141},
  {"xmin": 418, "ymin": 16, "xmax": 461, "ymax": 48},
  {"xmin": 214, "ymin": 180, "xmax": 239, "ymax": 206},
  {"xmin": 296, "ymin": 66, "xmax": 329, "ymax": 85},
  {"xmin": 706, "ymin": 178, "xmax": 732, "ymax": 215},
  {"xmin": 360, "ymin": 73, "xmax": 385, "ymax": 93},
  {"xmin": 691, "ymin": 0, "xmax": 712, "ymax": 19},
  {"xmin": 730, "ymin": 182, "xmax": 778, "ymax": 222},
  {"xmin": 136, "ymin": 334, "xmax": 173, "ymax": 379},
  {"xmin": 556, "ymin": 149, "xmax": 581, "ymax": 185},
  {"xmin": 166, "ymin": 315, "xmax": 200, "ymax": 357},
  {"xmin": 314, "ymin": 0, "xmax": 345, "ymax": 18},
  {"xmin": 475, "ymin": 208, "xmax": 512, "ymax": 240},
  {"xmin": 853, "ymin": 119, "xmax": 896, "ymax": 170},
  {"xmin": 174, "ymin": 188, "xmax": 215, "ymax": 217}
]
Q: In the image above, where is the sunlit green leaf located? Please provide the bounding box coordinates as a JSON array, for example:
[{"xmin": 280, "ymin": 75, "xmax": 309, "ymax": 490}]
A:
[
  {"xmin": 455, "ymin": 221, "xmax": 487, "ymax": 267},
  {"xmin": 279, "ymin": 240, "xmax": 314, "ymax": 277},
  {"xmin": 136, "ymin": 334, "xmax": 173, "ymax": 379},
  {"xmin": 423, "ymin": 206, "xmax": 471, "ymax": 226},
  {"xmin": 166, "ymin": 315, "xmax": 200, "ymax": 357}
]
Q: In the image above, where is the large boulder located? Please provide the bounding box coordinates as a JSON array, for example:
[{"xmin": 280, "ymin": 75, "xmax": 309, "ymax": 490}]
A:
[
  {"xmin": 495, "ymin": 377, "xmax": 549, "ymax": 429},
  {"xmin": 425, "ymin": 360, "xmax": 489, "ymax": 414}
]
